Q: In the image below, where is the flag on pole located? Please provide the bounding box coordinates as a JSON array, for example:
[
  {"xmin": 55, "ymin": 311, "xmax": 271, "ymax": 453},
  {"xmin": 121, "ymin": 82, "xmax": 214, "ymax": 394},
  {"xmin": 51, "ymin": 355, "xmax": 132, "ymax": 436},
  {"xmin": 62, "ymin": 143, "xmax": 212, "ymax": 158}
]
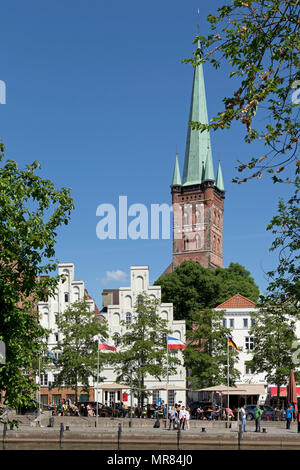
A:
[
  {"xmin": 228, "ymin": 337, "xmax": 239, "ymax": 350},
  {"xmin": 98, "ymin": 339, "xmax": 116, "ymax": 351},
  {"xmin": 167, "ymin": 336, "xmax": 186, "ymax": 350}
]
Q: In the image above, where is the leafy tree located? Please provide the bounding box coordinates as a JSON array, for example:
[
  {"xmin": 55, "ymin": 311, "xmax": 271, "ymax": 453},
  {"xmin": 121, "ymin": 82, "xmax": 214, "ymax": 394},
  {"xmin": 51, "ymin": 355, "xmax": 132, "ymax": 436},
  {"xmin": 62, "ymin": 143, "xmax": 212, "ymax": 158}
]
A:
[
  {"xmin": 155, "ymin": 260, "xmax": 259, "ymax": 325},
  {"xmin": 185, "ymin": 0, "xmax": 300, "ymax": 183},
  {"xmin": 215, "ymin": 262, "xmax": 260, "ymax": 303},
  {"xmin": 185, "ymin": 308, "xmax": 240, "ymax": 389},
  {"xmin": 0, "ymin": 141, "xmax": 74, "ymax": 408},
  {"xmin": 246, "ymin": 293, "xmax": 300, "ymax": 407},
  {"xmin": 53, "ymin": 300, "xmax": 108, "ymax": 403},
  {"xmin": 111, "ymin": 293, "xmax": 178, "ymax": 408},
  {"xmin": 266, "ymin": 176, "xmax": 300, "ymax": 298}
]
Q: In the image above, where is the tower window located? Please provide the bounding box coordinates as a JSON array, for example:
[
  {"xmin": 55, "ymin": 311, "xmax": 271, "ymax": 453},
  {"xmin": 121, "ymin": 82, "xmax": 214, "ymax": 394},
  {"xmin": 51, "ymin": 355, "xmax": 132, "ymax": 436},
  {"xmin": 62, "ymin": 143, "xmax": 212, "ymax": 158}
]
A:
[{"xmin": 184, "ymin": 237, "xmax": 189, "ymax": 251}]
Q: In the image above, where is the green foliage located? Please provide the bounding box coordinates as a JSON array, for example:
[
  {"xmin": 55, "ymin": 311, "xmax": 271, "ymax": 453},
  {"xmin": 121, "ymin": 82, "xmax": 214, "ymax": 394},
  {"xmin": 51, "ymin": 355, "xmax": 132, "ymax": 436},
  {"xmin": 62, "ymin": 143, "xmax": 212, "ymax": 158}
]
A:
[
  {"xmin": 266, "ymin": 171, "xmax": 300, "ymax": 298},
  {"xmin": 0, "ymin": 141, "xmax": 74, "ymax": 408},
  {"xmin": 184, "ymin": 0, "xmax": 300, "ymax": 183},
  {"xmin": 54, "ymin": 300, "xmax": 108, "ymax": 403},
  {"xmin": 184, "ymin": 308, "xmax": 240, "ymax": 389},
  {"xmin": 111, "ymin": 293, "xmax": 178, "ymax": 407},
  {"xmin": 247, "ymin": 293, "xmax": 300, "ymax": 406},
  {"xmin": 155, "ymin": 260, "xmax": 259, "ymax": 325}
]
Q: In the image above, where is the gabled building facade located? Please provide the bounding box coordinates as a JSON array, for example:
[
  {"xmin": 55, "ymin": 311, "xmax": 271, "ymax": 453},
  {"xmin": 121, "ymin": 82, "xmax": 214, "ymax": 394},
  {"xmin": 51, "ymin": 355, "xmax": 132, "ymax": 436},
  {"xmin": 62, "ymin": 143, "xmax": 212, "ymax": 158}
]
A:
[
  {"xmin": 99, "ymin": 266, "xmax": 186, "ymax": 407},
  {"xmin": 38, "ymin": 262, "xmax": 100, "ymax": 405}
]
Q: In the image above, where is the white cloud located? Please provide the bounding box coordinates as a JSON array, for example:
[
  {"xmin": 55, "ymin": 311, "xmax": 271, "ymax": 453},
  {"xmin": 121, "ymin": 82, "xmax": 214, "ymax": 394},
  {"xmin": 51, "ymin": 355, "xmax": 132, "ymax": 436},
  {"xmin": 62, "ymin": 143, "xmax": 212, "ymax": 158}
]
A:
[{"xmin": 102, "ymin": 270, "xmax": 128, "ymax": 283}]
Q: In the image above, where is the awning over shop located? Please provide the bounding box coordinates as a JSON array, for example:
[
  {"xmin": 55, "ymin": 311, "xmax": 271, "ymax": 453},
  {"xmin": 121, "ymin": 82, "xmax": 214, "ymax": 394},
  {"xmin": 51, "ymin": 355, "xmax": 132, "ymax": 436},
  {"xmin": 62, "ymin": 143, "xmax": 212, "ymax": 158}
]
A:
[
  {"xmin": 94, "ymin": 383, "xmax": 125, "ymax": 390},
  {"xmin": 270, "ymin": 386, "xmax": 300, "ymax": 397},
  {"xmin": 194, "ymin": 384, "xmax": 266, "ymax": 395}
]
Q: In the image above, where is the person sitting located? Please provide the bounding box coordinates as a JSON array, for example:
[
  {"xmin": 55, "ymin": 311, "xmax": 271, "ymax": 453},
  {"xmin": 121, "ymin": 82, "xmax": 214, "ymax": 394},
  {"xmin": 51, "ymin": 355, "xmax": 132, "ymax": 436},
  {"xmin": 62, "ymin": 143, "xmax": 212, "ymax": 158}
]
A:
[{"xmin": 196, "ymin": 406, "xmax": 204, "ymax": 420}]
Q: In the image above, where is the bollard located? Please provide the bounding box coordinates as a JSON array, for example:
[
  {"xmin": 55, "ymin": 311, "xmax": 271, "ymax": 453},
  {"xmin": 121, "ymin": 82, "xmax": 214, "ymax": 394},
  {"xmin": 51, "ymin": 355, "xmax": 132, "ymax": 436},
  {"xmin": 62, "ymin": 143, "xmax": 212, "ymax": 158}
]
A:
[
  {"xmin": 59, "ymin": 423, "xmax": 64, "ymax": 449},
  {"xmin": 238, "ymin": 423, "xmax": 243, "ymax": 450},
  {"xmin": 117, "ymin": 423, "xmax": 122, "ymax": 450},
  {"xmin": 129, "ymin": 420, "xmax": 132, "ymax": 428},
  {"xmin": 201, "ymin": 427, "xmax": 206, "ymax": 432},
  {"xmin": 177, "ymin": 428, "xmax": 181, "ymax": 450},
  {"xmin": 263, "ymin": 428, "xmax": 267, "ymax": 433},
  {"xmin": 48, "ymin": 417, "xmax": 54, "ymax": 428},
  {"xmin": 66, "ymin": 426, "xmax": 70, "ymax": 431},
  {"xmin": 3, "ymin": 422, "xmax": 7, "ymax": 440}
]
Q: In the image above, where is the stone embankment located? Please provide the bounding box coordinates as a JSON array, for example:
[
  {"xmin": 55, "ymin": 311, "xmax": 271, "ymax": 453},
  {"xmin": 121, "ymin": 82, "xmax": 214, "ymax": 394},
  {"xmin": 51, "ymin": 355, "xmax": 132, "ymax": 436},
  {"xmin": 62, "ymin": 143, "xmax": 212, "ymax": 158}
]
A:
[{"xmin": 1, "ymin": 413, "xmax": 300, "ymax": 450}]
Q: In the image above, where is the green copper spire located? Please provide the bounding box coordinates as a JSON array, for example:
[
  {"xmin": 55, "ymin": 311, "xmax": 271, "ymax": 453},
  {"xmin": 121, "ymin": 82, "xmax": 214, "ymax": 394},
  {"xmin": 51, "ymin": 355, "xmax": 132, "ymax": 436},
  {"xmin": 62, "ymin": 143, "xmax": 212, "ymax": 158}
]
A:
[
  {"xmin": 171, "ymin": 153, "xmax": 182, "ymax": 186},
  {"xmin": 216, "ymin": 160, "xmax": 225, "ymax": 191},
  {"xmin": 203, "ymin": 147, "xmax": 215, "ymax": 182},
  {"xmin": 182, "ymin": 45, "xmax": 213, "ymax": 186}
]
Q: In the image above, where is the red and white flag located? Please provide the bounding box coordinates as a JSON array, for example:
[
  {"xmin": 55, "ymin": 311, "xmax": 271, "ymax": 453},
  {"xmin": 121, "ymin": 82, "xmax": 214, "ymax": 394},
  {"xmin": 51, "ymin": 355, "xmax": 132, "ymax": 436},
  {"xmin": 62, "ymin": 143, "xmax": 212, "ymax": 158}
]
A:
[{"xmin": 98, "ymin": 339, "xmax": 116, "ymax": 351}]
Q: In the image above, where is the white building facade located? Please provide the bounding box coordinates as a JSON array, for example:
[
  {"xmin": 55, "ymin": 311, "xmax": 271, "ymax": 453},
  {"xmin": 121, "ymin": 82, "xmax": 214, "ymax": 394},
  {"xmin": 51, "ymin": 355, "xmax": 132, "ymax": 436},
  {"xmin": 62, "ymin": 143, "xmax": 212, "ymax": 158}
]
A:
[
  {"xmin": 215, "ymin": 294, "xmax": 268, "ymax": 404},
  {"xmin": 99, "ymin": 266, "xmax": 186, "ymax": 407},
  {"xmin": 38, "ymin": 262, "xmax": 98, "ymax": 404}
]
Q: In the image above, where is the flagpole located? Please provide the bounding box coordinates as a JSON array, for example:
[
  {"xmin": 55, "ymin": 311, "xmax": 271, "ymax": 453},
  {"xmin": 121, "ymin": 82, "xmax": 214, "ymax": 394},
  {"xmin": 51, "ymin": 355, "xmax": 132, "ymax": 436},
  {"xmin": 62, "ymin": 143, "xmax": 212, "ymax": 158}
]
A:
[
  {"xmin": 227, "ymin": 336, "xmax": 229, "ymax": 422},
  {"xmin": 96, "ymin": 337, "xmax": 100, "ymax": 427},
  {"xmin": 38, "ymin": 355, "xmax": 41, "ymax": 426},
  {"xmin": 166, "ymin": 335, "xmax": 169, "ymax": 421}
]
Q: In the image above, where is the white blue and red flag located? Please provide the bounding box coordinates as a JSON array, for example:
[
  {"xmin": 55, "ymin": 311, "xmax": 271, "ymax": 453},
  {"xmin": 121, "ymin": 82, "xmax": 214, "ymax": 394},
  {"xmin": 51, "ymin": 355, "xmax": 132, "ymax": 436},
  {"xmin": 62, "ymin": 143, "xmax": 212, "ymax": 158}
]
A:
[{"xmin": 167, "ymin": 336, "xmax": 186, "ymax": 350}]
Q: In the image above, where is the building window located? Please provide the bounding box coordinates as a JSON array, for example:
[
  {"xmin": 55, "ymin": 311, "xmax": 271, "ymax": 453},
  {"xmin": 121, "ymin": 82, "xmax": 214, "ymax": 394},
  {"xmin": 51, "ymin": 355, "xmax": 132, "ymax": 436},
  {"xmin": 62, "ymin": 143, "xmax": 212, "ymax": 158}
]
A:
[
  {"xmin": 243, "ymin": 318, "xmax": 248, "ymax": 328},
  {"xmin": 66, "ymin": 394, "xmax": 75, "ymax": 402},
  {"xmin": 184, "ymin": 237, "xmax": 189, "ymax": 251},
  {"xmin": 245, "ymin": 337, "xmax": 254, "ymax": 350},
  {"xmin": 64, "ymin": 293, "xmax": 69, "ymax": 303},
  {"xmin": 251, "ymin": 319, "xmax": 255, "ymax": 327},
  {"xmin": 229, "ymin": 319, "xmax": 234, "ymax": 329},
  {"xmin": 126, "ymin": 312, "xmax": 132, "ymax": 324},
  {"xmin": 222, "ymin": 319, "xmax": 227, "ymax": 328},
  {"xmin": 40, "ymin": 394, "xmax": 48, "ymax": 405},
  {"xmin": 168, "ymin": 390, "xmax": 175, "ymax": 406},
  {"xmin": 245, "ymin": 365, "xmax": 254, "ymax": 375},
  {"xmin": 52, "ymin": 394, "xmax": 61, "ymax": 405},
  {"xmin": 113, "ymin": 333, "xmax": 120, "ymax": 347},
  {"xmin": 55, "ymin": 333, "xmax": 59, "ymax": 342},
  {"xmin": 40, "ymin": 374, "xmax": 48, "ymax": 386},
  {"xmin": 152, "ymin": 390, "xmax": 160, "ymax": 405}
]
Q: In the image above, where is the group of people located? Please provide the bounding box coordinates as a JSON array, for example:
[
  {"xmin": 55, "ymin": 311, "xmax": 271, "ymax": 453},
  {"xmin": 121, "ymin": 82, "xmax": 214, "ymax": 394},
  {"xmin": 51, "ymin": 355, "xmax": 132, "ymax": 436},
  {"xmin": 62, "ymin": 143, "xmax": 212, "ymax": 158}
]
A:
[{"xmin": 168, "ymin": 404, "xmax": 190, "ymax": 430}]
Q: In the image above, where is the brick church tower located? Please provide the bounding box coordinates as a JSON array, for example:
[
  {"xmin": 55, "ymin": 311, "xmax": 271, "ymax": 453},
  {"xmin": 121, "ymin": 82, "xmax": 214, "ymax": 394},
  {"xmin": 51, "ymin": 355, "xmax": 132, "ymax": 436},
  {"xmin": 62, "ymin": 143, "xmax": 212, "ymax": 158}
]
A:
[{"xmin": 164, "ymin": 46, "xmax": 225, "ymax": 274}]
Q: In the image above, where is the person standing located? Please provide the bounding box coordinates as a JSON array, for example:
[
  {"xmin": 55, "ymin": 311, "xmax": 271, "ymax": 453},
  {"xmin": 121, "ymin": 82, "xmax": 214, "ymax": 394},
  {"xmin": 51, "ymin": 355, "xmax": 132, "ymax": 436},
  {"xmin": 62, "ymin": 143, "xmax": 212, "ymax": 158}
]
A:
[
  {"xmin": 255, "ymin": 405, "xmax": 262, "ymax": 432},
  {"xmin": 286, "ymin": 403, "xmax": 293, "ymax": 429},
  {"xmin": 240, "ymin": 405, "xmax": 247, "ymax": 432},
  {"xmin": 179, "ymin": 406, "xmax": 186, "ymax": 430},
  {"xmin": 185, "ymin": 407, "xmax": 190, "ymax": 430},
  {"xmin": 169, "ymin": 406, "xmax": 177, "ymax": 430}
]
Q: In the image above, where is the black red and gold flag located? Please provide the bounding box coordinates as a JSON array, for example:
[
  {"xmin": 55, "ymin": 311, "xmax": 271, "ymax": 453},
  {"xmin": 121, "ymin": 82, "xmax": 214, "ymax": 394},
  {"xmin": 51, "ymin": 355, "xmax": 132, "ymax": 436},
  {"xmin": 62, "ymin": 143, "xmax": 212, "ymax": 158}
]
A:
[{"xmin": 228, "ymin": 337, "xmax": 239, "ymax": 350}]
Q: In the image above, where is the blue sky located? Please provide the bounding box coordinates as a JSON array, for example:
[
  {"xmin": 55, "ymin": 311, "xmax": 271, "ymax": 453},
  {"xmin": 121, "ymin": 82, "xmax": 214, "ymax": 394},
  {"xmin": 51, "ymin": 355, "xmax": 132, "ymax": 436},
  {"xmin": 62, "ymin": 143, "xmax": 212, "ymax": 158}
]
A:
[{"xmin": 0, "ymin": 0, "xmax": 294, "ymax": 307}]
